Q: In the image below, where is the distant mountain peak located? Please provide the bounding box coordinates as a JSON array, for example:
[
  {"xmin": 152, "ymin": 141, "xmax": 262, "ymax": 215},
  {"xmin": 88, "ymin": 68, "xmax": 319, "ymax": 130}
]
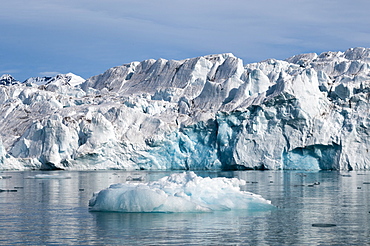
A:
[
  {"xmin": 23, "ymin": 73, "xmax": 85, "ymax": 86},
  {"xmin": 0, "ymin": 74, "xmax": 19, "ymax": 86}
]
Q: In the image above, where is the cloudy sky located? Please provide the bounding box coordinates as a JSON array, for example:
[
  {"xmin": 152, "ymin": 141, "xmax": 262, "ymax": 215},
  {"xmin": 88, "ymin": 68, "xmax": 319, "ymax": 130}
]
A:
[{"xmin": 1, "ymin": 0, "xmax": 369, "ymax": 81}]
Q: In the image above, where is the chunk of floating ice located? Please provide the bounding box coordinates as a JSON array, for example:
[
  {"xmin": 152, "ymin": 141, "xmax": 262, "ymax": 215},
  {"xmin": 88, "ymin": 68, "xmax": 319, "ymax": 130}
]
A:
[
  {"xmin": 0, "ymin": 176, "xmax": 12, "ymax": 179},
  {"xmin": 26, "ymin": 174, "xmax": 71, "ymax": 179},
  {"xmin": 126, "ymin": 175, "xmax": 145, "ymax": 181},
  {"xmin": 89, "ymin": 172, "xmax": 274, "ymax": 213},
  {"xmin": 312, "ymin": 223, "xmax": 337, "ymax": 227},
  {"xmin": 0, "ymin": 189, "xmax": 17, "ymax": 192}
]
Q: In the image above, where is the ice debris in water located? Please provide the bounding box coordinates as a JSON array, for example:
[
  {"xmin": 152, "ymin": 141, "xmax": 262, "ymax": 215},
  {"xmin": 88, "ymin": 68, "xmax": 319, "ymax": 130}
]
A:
[
  {"xmin": 0, "ymin": 175, "xmax": 12, "ymax": 179},
  {"xmin": 89, "ymin": 172, "xmax": 274, "ymax": 213}
]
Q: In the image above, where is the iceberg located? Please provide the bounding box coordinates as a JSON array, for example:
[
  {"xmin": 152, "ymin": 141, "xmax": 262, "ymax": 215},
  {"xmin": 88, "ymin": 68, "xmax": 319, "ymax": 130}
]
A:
[
  {"xmin": 1, "ymin": 48, "xmax": 370, "ymax": 170},
  {"xmin": 88, "ymin": 172, "xmax": 273, "ymax": 213}
]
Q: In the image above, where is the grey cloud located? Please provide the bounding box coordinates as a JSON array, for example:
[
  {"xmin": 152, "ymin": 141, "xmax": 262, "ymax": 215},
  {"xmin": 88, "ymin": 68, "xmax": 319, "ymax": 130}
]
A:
[{"xmin": 1, "ymin": 0, "xmax": 370, "ymax": 80}]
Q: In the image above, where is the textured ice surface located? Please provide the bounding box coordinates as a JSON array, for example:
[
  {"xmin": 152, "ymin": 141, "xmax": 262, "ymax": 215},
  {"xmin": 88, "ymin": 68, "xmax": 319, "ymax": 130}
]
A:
[
  {"xmin": 1, "ymin": 48, "xmax": 370, "ymax": 170},
  {"xmin": 88, "ymin": 172, "xmax": 273, "ymax": 213}
]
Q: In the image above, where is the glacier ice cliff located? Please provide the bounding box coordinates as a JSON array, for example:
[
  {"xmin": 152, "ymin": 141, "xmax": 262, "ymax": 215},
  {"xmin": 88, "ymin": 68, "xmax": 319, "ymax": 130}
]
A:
[{"xmin": 1, "ymin": 47, "xmax": 370, "ymax": 170}]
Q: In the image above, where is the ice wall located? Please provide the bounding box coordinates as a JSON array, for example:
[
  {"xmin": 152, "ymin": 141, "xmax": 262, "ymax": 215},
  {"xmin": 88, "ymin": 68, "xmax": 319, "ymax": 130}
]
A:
[{"xmin": 1, "ymin": 48, "xmax": 370, "ymax": 170}]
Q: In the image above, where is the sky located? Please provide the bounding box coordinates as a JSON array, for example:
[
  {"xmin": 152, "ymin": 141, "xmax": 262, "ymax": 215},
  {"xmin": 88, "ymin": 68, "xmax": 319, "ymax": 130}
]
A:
[{"xmin": 1, "ymin": 0, "xmax": 370, "ymax": 81}]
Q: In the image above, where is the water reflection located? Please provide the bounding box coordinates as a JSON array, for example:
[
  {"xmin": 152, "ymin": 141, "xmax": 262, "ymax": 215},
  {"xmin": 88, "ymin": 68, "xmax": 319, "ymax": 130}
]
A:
[{"xmin": 91, "ymin": 210, "xmax": 274, "ymax": 245}]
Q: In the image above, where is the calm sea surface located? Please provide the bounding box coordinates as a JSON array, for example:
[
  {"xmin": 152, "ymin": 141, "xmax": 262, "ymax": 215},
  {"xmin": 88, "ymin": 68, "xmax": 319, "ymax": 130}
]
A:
[{"xmin": 0, "ymin": 170, "xmax": 369, "ymax": 245}]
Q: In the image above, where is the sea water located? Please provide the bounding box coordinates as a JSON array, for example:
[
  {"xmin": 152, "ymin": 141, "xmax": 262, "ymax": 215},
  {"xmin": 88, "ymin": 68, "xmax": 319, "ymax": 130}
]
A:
[{"xmin": 0, "ymin": 170, "xmax": 369, "ymax": 245}]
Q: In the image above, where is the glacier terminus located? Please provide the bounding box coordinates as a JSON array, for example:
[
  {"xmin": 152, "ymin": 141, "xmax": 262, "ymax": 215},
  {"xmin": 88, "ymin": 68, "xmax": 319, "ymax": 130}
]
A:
[{"xmin": 1, "ymin": 47, "xmax": 370, "ymax": 171}]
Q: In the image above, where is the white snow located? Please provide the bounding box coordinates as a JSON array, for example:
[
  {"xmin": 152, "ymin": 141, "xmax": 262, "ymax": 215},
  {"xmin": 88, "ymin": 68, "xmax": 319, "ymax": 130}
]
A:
[
  {"xmin": 88, "ymin": 172, "xmax": 273, "ymax": 212},
  {"xmin": 24, "ymin": 73, "xmax": 85, "ymax": 86},
  {"xmin": 65, "ymin": 73, "xmax": 85, "ymax": 86},
  {"xmin": 1, "ymin": 48, "xmax": 370, "ymax": 170},
  {"xmin": 0, "ymin": 74, "xmax": 19, "ymax": 85}
]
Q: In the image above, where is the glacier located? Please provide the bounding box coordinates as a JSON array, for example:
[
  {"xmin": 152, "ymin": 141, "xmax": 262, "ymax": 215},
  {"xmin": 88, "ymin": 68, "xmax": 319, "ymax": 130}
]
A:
[
  {"xmin": 1, "ymin": 47, "xmax": 370, "ymax": 170},
  {"xmin": 88, "ymin": 171, "xmax": 273, "ymax": 213}
]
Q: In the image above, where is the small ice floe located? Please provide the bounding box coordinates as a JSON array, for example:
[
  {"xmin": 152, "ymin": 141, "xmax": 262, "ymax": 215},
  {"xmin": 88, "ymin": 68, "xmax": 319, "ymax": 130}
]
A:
[
  {"xmin": 89, "ymin": 172, "xmax": 274, "ymax": 213},
  {"xmin": 0, "ymin": 176, "xmax": 12, "ymax": 179},
  {"xmin": 307, "ymin": 182, "xmax": 320, "ymax": 187},
  {"xmin": 26, "ymin": 174, "xmax": 71, "ymax": 179},
  {"xmin": 0, "ymin": 189, "xmax": 17, "ymax": 192},
  {"xmin": 312, "ymin": 223, "xmax": 336, "ymax": 227},
  {"xmin": 126, "ymin": 175, "xmax": 145, "ymax": 181}
]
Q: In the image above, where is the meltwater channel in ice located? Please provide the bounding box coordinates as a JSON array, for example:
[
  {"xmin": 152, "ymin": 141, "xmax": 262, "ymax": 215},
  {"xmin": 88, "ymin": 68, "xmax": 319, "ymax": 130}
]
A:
[{"xmin": 89, "ymin": 171, "xmax": 274, "ymax": 213}]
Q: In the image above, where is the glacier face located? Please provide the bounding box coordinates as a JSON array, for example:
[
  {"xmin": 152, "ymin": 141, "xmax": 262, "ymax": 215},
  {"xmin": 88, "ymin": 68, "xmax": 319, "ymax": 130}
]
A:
[{"xmin": 1, "ymin": 48, "xmax": 370, "ymax": 170}]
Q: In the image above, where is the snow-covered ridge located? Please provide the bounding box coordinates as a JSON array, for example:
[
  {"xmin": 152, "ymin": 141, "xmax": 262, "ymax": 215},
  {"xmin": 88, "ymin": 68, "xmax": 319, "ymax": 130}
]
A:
[
  {"xmin": 1, "ymin": 47, "xmax": 370, "ymax": 170},
  {"xmin": 24, "ymin": 73, "xmax": 85, "ymax": 87},
  {"xmin": 0, "ymin": 74, "xmax": 19, "ymax": 86}
]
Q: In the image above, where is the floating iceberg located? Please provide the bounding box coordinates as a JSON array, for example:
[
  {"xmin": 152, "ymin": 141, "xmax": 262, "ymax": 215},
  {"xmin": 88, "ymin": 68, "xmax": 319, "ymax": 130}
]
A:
[{"xmin": 88, "ymin": 172, "xmax": 274, "ymax": 213}]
